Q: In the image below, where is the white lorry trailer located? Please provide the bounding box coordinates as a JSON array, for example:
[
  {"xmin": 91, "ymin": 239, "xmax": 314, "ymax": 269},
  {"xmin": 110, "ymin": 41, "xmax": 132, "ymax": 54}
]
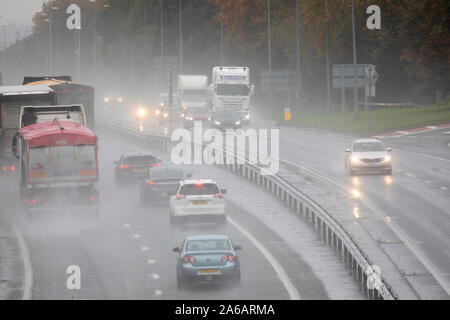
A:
[
  {"xmin": 210, "ymin": 66, "xmax": 253, "ymax": 125},
  {"xmin": 177, "ymin": 75, "xmax": 210, "ymax": 110}
]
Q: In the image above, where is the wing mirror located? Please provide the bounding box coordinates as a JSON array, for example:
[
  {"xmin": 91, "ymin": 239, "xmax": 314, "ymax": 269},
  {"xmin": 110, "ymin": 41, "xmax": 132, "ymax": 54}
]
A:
[
  {"xmin": 221, "ymin": 189, "xmax": 227, "ymax": 194},
  {"xmin": 172, "ymin": 247, "xmax": 180, "ymax": 252},
  {"xmin": 345, "ymin": 149, "xmax": 351, "ymax": 153},
  {"xmin": 234, "ymin": 245, "xmax": 242, "ymax": 251},
  {"xmin": 387, "ymin": 147, "xmax": 392, "ymax": 152},
  {"xmin": 12, "ymin": 133, "xmax": 19, "ymax": 159}
]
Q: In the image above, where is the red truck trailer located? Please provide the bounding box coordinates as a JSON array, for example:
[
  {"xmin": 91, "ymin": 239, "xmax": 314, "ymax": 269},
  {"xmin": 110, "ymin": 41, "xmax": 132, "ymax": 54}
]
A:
[{"xmin": 16, "ymin": 120, "xmax": 99, "ymax": 216}]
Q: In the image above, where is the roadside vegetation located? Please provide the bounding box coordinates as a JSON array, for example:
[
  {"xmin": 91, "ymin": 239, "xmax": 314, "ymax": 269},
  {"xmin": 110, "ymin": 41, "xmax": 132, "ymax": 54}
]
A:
[{"xmin": 276, "ymin": 101, "xmax": 450, "ymax": 135}]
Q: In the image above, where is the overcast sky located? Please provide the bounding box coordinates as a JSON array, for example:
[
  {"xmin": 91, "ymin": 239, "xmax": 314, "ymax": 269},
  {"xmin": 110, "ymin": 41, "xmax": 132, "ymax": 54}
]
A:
[{"xmin": 0, "ymin": 0, "xmax": 44, "ymax": 26}]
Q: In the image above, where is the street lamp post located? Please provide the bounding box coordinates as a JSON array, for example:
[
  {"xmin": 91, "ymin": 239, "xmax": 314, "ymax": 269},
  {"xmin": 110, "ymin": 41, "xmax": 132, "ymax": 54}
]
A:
[
  {"xmin": 160, "ymin": 0, "xmax": 164, "ymax": 93},
  {"xmin": 179, "ymin": 0, "xmax": 182, "ymax": 74},
  {"xmin": 351, "ymin": 0, "xmax": 358, "ymax": 120},
  {"xmin": 52, "ymin": 6, "xmax": 60, "ymax": 75},
  {"xmin": 44, "ymin": 18, "xmax": 52, "ymax": 75},
  {"xmin": 220, "ymin": 1, "xmax": 223, "ymax": 65},
  {"xmin": 267, "ymin": 0, "xmax": 272, "ymax": 110},
  {"xmin": 295, "ymin": 0, "xmax": 301, "ymax": 113},
  {"xmin": 325, "ymin": 0, "xmax": 331, "ymax": 113},
  {"xmin": 90, "ymin": 0, "xmax": 97, "ymax": 84}
]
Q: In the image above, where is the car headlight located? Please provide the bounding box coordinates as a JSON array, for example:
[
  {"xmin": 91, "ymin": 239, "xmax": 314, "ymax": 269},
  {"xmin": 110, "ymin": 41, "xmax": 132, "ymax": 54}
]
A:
[
  {"xmin": 235, "ymin": 121, "xmax": 241, "ymax": 125},
  {"xmin": 160, "ymin": 102, "xmax": 164, "ymax": 107},
  {"xmin": 117, "ymin": 97, "xmax": 123, "ymax": 102},
  {"xmin": 350, "ymin": 155, "xmax": 359, "ymax": 163},
  {"xmin": 384, "ymin": 155, "xmax": 391, "ymax": 162},
  {"xmin": 104, "ymin": 97, "xmax": 109, "ymax": 102},
  {"xmin": 137, "ymin": 108, "xmax": 146, "ymax": 117},
  {"xmin": 245, "ymin": 114, "xmax": 250, "ymax": 119},
  {"xmin": 182, "ymin": 104, "xmax": 187, "ymax": 109},
  {"xmin": 155, "ymin": 109, "xmax": 160, "ymax": 115},
  {"xmin": 180, "ymin": 113, "xmax": 185, "ymax": 118},
  {"xmin": 215, "ymin": 121, "xmax": 221, "ymax": 125},
  {"xmin": 186, "ymin": 116, "xmax": 193, "ymax": 121},
  {"xmin": 208, "ymin": 117, "xmax": 211, "ymax": 121},
  {"xmin": 163, "ymin": 113, "xmax": 168, "ymax": 118}
]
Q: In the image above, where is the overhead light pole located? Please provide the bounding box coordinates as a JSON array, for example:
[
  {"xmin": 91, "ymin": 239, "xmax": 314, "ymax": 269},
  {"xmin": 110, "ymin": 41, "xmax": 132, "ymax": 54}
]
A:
[
  {"xmin": 267, "ymin": 0, "xmax": 272, "ymax": 110},
  {"xmin": 351, "ymin": 0, "xmax": 358, "ymax": 120},
  {"xmin": 295, "ymin": 0, "xmax": 301, "ymax": 113},
  {"xmin": 220, "ymin": 0, "xmax": 223, "ymax": 65},
  {"xmin": 90, "ymin": 0, "xmax": 97, "ymax": 84},
  {"xmin": 52, "ymin": 6, "xmax": 60, "ymax": 75},
  {"xmin": 160, "ymin": 0, "xmax": 164, "ymax": 93},
  {"xmin": 325, "ymin": 0, "xmax": 331, "ymax": 113},
  {"xmin": 179, "ymin": 0, "xmax": 183, "ymax": 74},
  {"xmin": 44, "ymin": 18, "xmax": 52, "ymax": 75}
]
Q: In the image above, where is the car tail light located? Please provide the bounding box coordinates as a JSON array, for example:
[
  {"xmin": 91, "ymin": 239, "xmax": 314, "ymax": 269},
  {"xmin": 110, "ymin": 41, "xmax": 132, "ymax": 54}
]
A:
[
  {"xmin": 195, "ymin": 182, "xmax": 203, "ymax": 187},
  {"xmin": 31, "ymin": 199, "xmax": 37, "ymax": 204},
  {"xmin": 91, "ymin": 196, "xmax": 96, "ymax": 201},
  {"xmin": 147, "ymin": 181, "xmax": 155, "ymax": 185},
  {"xmin": 182, "ymin": 256, "xmax": 196, "ymax": 263},
  {"xmin": 215, "ymin": 193, "xmax": 223, "ymax": 198},
  {"xmin": 152, "ymin": 163, "xmax": 161, "ymax": 167},
  {"xmin": 2, "ymin": 166, "xmax": 6, "ymax": 171},
  {"xmin": 120, "ymin": 164, "xmax": 129, "ymax": 170},
  {"xmin": 177, "ymin": 194, "xmax": 185, "ymax": 199},
  {"xmin": 10, "ymin": 166, "xmax": 15, "ymax": 171},
  {"xmin": 222, "ymin": 255, "xmax": 235, "ymax": 262},
  {"xmin": 24, "ymin": 199, "xmax": 29, "ymax": 203}
]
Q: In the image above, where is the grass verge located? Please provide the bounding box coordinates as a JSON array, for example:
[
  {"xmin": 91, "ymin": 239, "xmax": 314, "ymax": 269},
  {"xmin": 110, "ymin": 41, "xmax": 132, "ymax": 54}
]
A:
[{"xmin": 275, "ymin": 103, "xmax": 450, "ymax": 135}]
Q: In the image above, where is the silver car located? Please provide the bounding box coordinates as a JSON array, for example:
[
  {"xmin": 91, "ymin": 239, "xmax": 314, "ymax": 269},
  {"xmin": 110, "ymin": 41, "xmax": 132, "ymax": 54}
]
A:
[
  {"xmin": 173, "ymin": 235, "xmax": 241, "ymax": 289},
  {"xmin": 345, "ymin": 138, "xmax": 392, "ymax": 175}
]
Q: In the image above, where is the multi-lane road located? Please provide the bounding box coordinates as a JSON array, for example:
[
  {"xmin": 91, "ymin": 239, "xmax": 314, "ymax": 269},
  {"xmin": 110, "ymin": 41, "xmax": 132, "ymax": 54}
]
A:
[{"xmin": 0, "ymin": 128, "xmax": 365, "ymax": 300}]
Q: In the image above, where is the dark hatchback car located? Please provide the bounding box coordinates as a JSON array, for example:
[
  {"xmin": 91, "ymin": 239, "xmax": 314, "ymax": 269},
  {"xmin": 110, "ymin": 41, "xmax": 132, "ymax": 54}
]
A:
[
  {"xmin": 114, "ymin": 153, "xmax": 161, "ymax": 186},
  {"xmin": 212, "ymin": 110, "xmax": 242, "ymax": 130},
  {"xmin": 139, "ymin": 166, "xmax": 191, "ymax": 205},
  {"xmin": 173, "ymin": 235, "xmax": 241, "ymax": 289}
]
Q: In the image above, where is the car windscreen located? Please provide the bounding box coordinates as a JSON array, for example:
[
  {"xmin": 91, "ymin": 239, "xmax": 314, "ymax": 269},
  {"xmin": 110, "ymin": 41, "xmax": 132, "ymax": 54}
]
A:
[
  {"xmin": 181, "ymin": 90, "xmax": 208, "ymax": 102},
  {"xmin": 216, "ymin": 84, "xmax": 250, "ymax": 96},
  {"xmin": 186, "ymin": 239, "xmax": 231, "ymax": 252},
  {"xmin": 188, "ymin": 107, "xmax": 210, "ymax": 114},
  {"xmin": 124, "ymin": 155, "xmax": 157, "ymax": 165},
  {"xmin": 180, "ymin": 183, "xmax": 220, "ymax": 195},
  {"xmin": 150, "ymin": 168, "xmax": 184, "ymax": 180},
  {"xmin": 353, "ymin": 142, "xmax": 386, "ymax": 152}
]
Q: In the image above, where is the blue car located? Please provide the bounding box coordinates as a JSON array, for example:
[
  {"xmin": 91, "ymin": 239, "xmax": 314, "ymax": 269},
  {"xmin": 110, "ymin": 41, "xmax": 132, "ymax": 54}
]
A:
[{"xmin": 173, "ymin": 235, "xmax": 242, "ymax": 289}]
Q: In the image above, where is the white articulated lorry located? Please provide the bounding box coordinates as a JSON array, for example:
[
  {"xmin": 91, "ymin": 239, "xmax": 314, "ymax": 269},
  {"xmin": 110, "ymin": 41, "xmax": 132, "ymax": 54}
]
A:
[
  {"xmin": 211, "ymin": 66, "xmax": 254, "ymax": 125},
  {"xmin": 177, "ymin": 74, "xmax": 210, "ymax": 110}
]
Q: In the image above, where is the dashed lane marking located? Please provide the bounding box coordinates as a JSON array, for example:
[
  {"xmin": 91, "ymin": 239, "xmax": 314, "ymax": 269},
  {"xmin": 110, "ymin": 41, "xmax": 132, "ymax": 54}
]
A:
[
  {"xmin": 440, "ymin": 187, "xmax": 448, "ymax": 191},
  {"xmin": 141, "ymin": 246, "xmax": 150, "ymax": 251},
  {"xmin": 132, "ymin": 234, "xmax": 141, "ymax": 239},
  {"xmin": 404, "ymin": 172, "xmax": 416, "ymax": 178},
  {"xmin": 147, "ymin": 259, "xmax": 155, "ymax": 264}
]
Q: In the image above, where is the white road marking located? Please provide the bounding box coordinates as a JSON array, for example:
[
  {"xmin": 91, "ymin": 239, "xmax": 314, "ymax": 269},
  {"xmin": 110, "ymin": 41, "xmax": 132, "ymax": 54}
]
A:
[
  {"xmin": 141, "ymin": 246, "xmax": 150, "ymax": 251},
  {"xmin": 12, "ymin": 223, "xmax": 33, "ymax": 300},
  {"xmin": 425, "ymin": 180, "xmax": 431, "ymax": 184},
  {"xmin": 150, "ymin": 274, "xmax": 160, "ymax": 280},
  {"xmin": 404, "ymin": 172, "xmax": 416, "ymax": 178},
  {"xmin": 426, "ymin": 126, "xmax": 438, "ymax": 129},
  {"xmin": 132, "ymin": 234, "xmax": 140, "ymax": 239},
  {"xmin": 154, "ymin": 290, "xmax": 162, "ymax": 296},
  {"xmin": 440, "ymin": 187, "xmax": 447, "ymax": 191},
  {"xmin": 227, "ymin": 216, "xmax": 301, "ymax": 300},
  {"xmin": 123, "ymin": 223, "xmax": 131, "ymax": 227},
  {"xmin": 147, "ymin": 259, "xmax": 155, "ymax": 264},
  {"xmin": 443, "ymin": 132, "xmax": 450, "ymax": 134}
]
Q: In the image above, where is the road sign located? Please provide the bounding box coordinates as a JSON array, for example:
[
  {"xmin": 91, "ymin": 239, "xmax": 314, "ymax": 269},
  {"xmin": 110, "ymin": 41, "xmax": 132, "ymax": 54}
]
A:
[
  {"xmin": 260, "ymin": 69, "xmax": 297, "ymax": 93},
  {"xmin": 332, "ymin": 64, "xmax": 378, "ymax": 88}
]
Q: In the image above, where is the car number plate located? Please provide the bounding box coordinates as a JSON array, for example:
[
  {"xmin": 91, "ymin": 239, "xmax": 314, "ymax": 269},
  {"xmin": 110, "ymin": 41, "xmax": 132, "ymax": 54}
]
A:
[
  {"xmin": 198, "ymin": 269, "xmax": 220, "ymax": 275},
  {"xmin": 192, "ymin": 201, "xmax": 208, "ymax": 205},
  {"xmin": 133, "ymin": 168, "xmax": 147, "ymax": 173}
]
